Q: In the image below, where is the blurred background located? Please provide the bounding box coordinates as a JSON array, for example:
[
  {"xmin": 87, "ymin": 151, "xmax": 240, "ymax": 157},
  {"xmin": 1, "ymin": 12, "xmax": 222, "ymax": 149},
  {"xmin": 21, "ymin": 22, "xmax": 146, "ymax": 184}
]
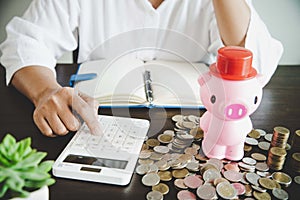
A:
[{"xmin": 0, "ymin": 0, "xmax": 299, "ymax": 65}]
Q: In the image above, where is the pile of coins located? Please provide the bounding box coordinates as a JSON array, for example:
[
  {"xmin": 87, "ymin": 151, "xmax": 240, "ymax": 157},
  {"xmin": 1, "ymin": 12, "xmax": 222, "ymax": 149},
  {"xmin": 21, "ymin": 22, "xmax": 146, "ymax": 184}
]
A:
[
  {"xmin": 271, "ymin": 126, "xmax": 290, "ymax": 149},
  {"xmin": 137, "ymin": 114, "xmax": 293, "ymax": 200},
  {"xmin": 267, "ymin": 147, "xmax": 287, "ymax": 171}
]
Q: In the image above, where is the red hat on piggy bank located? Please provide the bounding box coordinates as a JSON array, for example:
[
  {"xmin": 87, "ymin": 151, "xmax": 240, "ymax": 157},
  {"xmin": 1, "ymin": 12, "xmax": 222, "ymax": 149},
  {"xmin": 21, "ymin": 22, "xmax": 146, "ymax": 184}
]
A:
[{"xmin": 210, "ymin": 46, "xmax": 257, "ymax": 80}]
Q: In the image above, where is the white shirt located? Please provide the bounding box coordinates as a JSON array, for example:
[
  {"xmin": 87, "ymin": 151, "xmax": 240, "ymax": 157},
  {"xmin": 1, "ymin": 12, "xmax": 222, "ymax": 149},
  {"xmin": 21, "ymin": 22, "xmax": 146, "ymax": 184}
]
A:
[{"xmin": 0, "ymin": 0, "xmax": 283, "ymax": 86}]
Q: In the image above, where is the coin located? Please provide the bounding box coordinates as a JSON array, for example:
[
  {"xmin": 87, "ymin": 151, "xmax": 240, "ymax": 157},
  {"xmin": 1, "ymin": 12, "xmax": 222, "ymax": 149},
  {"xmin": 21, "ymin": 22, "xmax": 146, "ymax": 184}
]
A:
[
  {"xmin": 157, "ymin": 134, "xmax": 173, "ymax": 144},
  {"xmin": 185, "ymin": 162, "xmax": 200, "ymax": 172},
  {"xmin": 183, "ymin": 175, "xmax": 203, "ymax": 189},
  {"xmin": 216, "ymin": 182, "xmax": 237, "ymax": 200},
  {"xmin": 177, "ymin": 190, "xmax": 196, "ymax": 200},
  {"xmin": 146, "ymin": 191, "xmax": 163, "ymax": 200},
  {"xmin": 153, "ymin": 146, "xmax": 169, "ymax": 154},
  {"xmin": 244, "ymin": 184, "xmax": 252, "ymax": 197},
  {"xmin": 223, "ymin": 170, "xmax": 243, "ymax": 182},
  {"xmin": 174, "ymin": 178, "xmax": 188, "ymax": 189},
  {"xmin": 244, "ymin": 144, "xmax": 252, "ymax": 152},
  {"xmin": 163, "ymin": 130, "xmax": 175, "ymax": 136},
  {"xmin": 255, "ymin": 162, "xmax": 269, "ymax": 172},
  {"xmin": 256, "ymin": 128, "xmax": 267, "ymax": 136},
  {"xmin": 242, "ymin": 157, "xmax": 257, "ymax": 165},
  {"xmin": 172, "ymin": 168, "xmax": 189, "ymax": 179},
  {"xmin": 213, "ymin": 177, "xmax": 230, "ymax": 186},
  {"xmin": 196, "ymin": 184, "xmax": 217, "ymax": 199},
  {"xmin": 224, "ymin": 162, "xmax": 240, "ymax": 172},
  {"xmin": 253, "ymin": 191, "xmax": 271, "ymax": 200},
  {"xmin": 146, "ymin": 139, "xmax": 160, "ymax": 147},
  {"xmin": 272, "ymin": 188, "xmax": 289, "ymax": 200},
  {"xmin": 142, "ymin": 173, "xmax": 160, "ymax": 186},
  {"xmin": 245, "ymin": 137, "xmax": 259, "ymax": 145},
  {"xmin": 157, "ymin": 171, "xmax": 172, "ymax": 182},
  {"xmin": 245, "ymin": 172, "xmax": 260, "ymax": 186},
  {"xmin": 251, "ymin": 185, "xmax": 267, "ymax": 193},
  {"xmin": 272, "ymin": 172, "xmax": 292, "ymax": 187},
  {"xmin": 264, "ymin": 133, "xmax": 273, "ymax": 142},
  {"xmin": 184, "ymin": 147, "xmax": 198, "ymax": 155},
  {"xmin": 248, "ymin": 129, "xmax": 261, "ymax": 139},
  {"xmin": 259, "ymin": 177, "xmax": 277, "ymax": 190},
  {"xmin": 251, "ymin": 153, "xmax": 267, "ymax": 161},
  {"xmin": 203, "ymin": 168, "xmax": 221, "ymax": 182},
  {"xmin": 136, "ymin": 164, "xmax": 151, "ymax": 175},
  {"xmin": 294, "ymin": 176, "xmax": 300, "ymax": 184},
  {"xmin": 258, "ymin": 141, "xmax": 270, "ymax": 151},
  {"xmin": 152, "ymin": 183, "xmax": 169, "ymax": 195},
  {"xmin": 172, "ymin": 114, "xmax": 184, "ymax": 122},
  {"xmin": 232, "ymin": 182, "xmax": 246, "ymax": 196},
  {"xmin": 139, "ymin": 150, "xmax": 152, "ymax": 159}
]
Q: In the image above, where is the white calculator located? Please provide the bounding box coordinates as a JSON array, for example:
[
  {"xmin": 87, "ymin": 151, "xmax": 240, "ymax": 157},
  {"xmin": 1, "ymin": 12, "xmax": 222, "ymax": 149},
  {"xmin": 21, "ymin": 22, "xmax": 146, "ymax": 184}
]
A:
[{"xmin": 53, "ymin": 115, "xmax": 150, "ymax": 185}]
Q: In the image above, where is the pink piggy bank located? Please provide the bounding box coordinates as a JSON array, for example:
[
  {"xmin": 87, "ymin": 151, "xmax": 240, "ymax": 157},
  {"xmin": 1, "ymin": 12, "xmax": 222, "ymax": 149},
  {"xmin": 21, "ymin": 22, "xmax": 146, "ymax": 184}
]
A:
[{"xmin": 198, "ymin": 46, "xmax": 265, "ymax": 161}]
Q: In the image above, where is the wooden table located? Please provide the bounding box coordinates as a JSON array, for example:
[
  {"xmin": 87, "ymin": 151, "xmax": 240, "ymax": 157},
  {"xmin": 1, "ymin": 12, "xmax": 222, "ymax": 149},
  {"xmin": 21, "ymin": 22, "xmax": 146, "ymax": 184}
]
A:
[{"xmin": 0, "ymin": 64, "xmax": 299, "ymax": 200}]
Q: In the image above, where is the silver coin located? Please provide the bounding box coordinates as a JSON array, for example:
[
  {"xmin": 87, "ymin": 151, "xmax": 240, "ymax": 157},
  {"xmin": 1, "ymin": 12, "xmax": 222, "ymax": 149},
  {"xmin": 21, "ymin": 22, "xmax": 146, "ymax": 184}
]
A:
[
  {"xmin": 182, "ymin": 121, "xmax": 196, "ymax": 129},
  {"xmin": 196, "ymin": 184, "xmax": 217, "ymax": 199},
  {"xmin": 186, "ymin": 162, "xmax": 200, "ymax": 172},
  {"xmin": 245, "ymin": 172, "xmax": 260, "ymax": 186},
  {"xmin": 272, "ymin": 188, "xmax": 289, "ymax": 200},
  {"xmin": 135, "ymin": 164, "xmax": 150, "ymax": 175},
  {"xmin": 163, "ymin": 130, "xmax": 175, "ymax": 136},
  {"xmin": 142, "ymin": 173, "xmax": 160, "ymax": 186},
  {"xmin": 172, "ymin": 115, "xmax": 184, "ymax": 122},
  {"xmin": 242, "ymin": 157, "xmax": 257, "ymax": 166},
  {"xmin": 187, "ymin": 115, "xmax": 200, "ymax": 124},
  {"xmin": 238, "ymin": 162, "xmax": 256, "ymax": 171},
  {"xmin": 294, "ymin": 176, "xmax": 300, "ymax": 184},
  {"xmin": 251, "ymin": 185, "xmax": 267, "ymax": 193},
  {"xmin": 255, "ymin": 162, "xmax": 269, "ymax": 172},
  {"xmin": 264, "ymin": 133, "xmax": 273, "ymax": 142},
  {"xmin": 139, "ymin": 150, "xmax": 152, "ymax": 159},
  {"xmin": 245, "ymin": 137, "xmax": 259, "ymax": 145},
  {"xmin": 223, "ymin": 170, "xmax": 243, "ymax": 182},
  {"xmin": 256, "ymin": 171, "xmax": 272, "ymax": 178},
  {"xmin": 203, "ymin": 168, "xmax": 221, "ymax": 182},
  {"xmin": 258, "ymin": 141, "xmax": 270, "ymax": 151},
  {"xmin": 146, "ymin": 191, "xmax": 163, "ymax": 200},
  {"xmin": 153, "ymin": 145, "xmax": 170, "ymax": 154}
]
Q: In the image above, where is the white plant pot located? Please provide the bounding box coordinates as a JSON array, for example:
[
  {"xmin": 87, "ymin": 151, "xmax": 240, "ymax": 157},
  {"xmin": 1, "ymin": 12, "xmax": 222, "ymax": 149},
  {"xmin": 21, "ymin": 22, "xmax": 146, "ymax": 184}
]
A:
[{"xmin": 10, "ymin": 186, "xmax": 49, "ymax": 200}]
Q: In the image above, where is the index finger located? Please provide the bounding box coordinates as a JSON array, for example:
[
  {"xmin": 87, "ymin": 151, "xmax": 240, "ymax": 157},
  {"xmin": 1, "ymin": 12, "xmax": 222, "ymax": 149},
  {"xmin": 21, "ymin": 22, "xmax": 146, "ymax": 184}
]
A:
[{"xmin": 72, "ymin": 92, "xmax": 102, "ymax": 135}]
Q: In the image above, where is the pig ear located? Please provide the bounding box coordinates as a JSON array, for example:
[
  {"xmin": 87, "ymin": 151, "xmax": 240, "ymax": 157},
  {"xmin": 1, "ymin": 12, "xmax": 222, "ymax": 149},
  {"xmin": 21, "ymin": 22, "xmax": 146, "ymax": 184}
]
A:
[{"xmin": 198, "ymin": 71, "xmax": 211, "ymax": 86}]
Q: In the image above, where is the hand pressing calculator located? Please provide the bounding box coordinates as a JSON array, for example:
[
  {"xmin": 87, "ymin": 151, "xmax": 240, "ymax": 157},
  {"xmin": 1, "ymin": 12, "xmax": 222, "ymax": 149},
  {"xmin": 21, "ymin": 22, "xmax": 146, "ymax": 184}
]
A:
[{"xmin": 53, "ymin": 115, "xmax": 150, "ymax": 185}]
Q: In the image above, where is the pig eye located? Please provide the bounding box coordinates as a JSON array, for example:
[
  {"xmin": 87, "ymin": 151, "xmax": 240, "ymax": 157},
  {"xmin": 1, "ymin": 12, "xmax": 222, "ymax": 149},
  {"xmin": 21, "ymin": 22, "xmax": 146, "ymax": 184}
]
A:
[
  {"xmin": 254, "ymin": 96, "xmax": 258, "ymax": 104},
  {"xmin": 210, "ymin": 95, "xmax": 216, "ymax": 104}
]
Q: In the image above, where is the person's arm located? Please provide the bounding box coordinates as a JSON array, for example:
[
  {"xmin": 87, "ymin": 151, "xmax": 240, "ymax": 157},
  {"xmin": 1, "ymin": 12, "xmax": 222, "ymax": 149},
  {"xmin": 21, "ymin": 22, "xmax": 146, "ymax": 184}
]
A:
[
  {"xmin": 212, "ymin": 0, "xmax": 251, "ymax": 47},
  {"xmin": 12, "ymin": 66, "xmax": 101, "ymax": 137}
]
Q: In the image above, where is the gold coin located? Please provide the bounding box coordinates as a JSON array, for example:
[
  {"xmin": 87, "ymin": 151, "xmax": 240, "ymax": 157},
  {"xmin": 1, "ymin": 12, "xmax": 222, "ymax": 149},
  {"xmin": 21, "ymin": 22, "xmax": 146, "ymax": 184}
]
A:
[
  {"xmin": 184, "ymin": 147, "xmax": 198, "ymax": 156},
  {"xmin": 190, "ymin": 127, "xmax": 204, "ymax": 140},
  {"xmin": 244, "ymin": 144, "xmax": 252, "ymax": 152},
  {"xmin": 146, "ymin": 139, "xmax": 160, "ymax": 147},
  {"xmin": 251, "ymin": 153, "xmax": 267, "ymax": 161},
  {"xmin": 158, "ymin": 171, "xmax": 172, "ymax": 182},
  {"xmin": 248, "ymin": 129, "xmax": 261, "ymax": 139},
  {"xmin": 172, "ymin": 168, "xmax": 189, "ymax": 179},
  {"xmin": 253, "ymin": 191, "xmax": 271, "ymax": 200},
  {"xmin": 157, "ymin": 134, "xmax": 173, "ymax": 144},
  {"xmin": 269, "ymin": 147, "xmax": 287, "ymax": 157},
  {"xmin": 292, "ymin": 152, "xmax": 300, "ymax": 161},
  {"xmin": 152, "ymin": 183, "xmax": 169, "ymax": 195},
  {"xmin": 272, "ymin": 172, "xmax": 292, "ymax": 186},
  {"xmin": 258, "ymin": 178, "xmax": 277, "ymax": 190},
  {"xmin": 274, "ymin": 126, "xmax": 290, "ymax": 135},
  {"xmin": 141, "ymin": 143, "xmax": 149, "ymax": 151},
  {"xmin": 244, "ymin": 184, "xmax": 252, "ymax": 197}
]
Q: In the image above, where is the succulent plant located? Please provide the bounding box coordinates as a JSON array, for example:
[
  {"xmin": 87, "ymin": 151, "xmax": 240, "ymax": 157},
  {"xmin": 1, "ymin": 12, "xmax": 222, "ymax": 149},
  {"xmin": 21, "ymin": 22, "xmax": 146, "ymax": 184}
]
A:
[{"xmin": 0, "ymin": 134, "xmax": 55, "ymax": 198}]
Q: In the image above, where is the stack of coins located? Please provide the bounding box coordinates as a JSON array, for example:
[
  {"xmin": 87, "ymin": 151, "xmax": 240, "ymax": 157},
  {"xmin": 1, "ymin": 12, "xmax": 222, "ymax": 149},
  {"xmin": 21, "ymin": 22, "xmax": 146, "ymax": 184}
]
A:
[
  {"xmin": 271, "ymin": 126, "xmax": 290, "ymax": 149},
  {"xmin": 291, "ymin": 152, "xmax": 300, "ymax": 173},
  {"xmin": 291, "ymin": 130, "xmax": 300, "ymax": 151},
  {"xmin": 267, "ymin": 146, "xmax": 287, "ymax": 170}
]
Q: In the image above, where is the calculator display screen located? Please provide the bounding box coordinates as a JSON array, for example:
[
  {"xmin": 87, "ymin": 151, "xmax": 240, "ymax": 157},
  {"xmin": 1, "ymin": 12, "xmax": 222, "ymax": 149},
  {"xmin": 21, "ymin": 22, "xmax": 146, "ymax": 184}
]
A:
[{"xmin": 64, "ymin": 154, "xmax": 128, "ymax": 169}]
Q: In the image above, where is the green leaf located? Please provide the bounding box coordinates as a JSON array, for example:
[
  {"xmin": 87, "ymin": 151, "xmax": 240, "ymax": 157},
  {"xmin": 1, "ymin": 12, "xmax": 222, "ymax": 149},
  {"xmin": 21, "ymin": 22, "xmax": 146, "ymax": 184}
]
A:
[
  {"xmin": 24, "ymin": 178, "xmax": 55, "ymax": 189},
  {"xmin": 38, "ymin": 160, "xmax": 54, "ymax": 173},
  {"xmin": 13, "ymin": 152, "xmax": 46, "ymax": 169},
  {"xmin": 16, "ymin": 137, "xmax": 31, "ymax": 158},
  {"xmin": 0, "ymin": 183, "xmax": 8, "ymax": 198},
  {"xmin": 19, "ymin": 171, "xmax": 50, "ymax": 181},
  {"xmin": 6, "ymin": 173, "xmax": 25, "ymax": 191},
  {"xmin": 2, "ymin": 134, "xmax": 16, "ymax": 149},
  {"xmin": 0, "ymin": 144, "xmax": 9, "ymax": 161},
  {"xmin": 0, "ymin": 153, "xmax": 11, "ymax": 166}
]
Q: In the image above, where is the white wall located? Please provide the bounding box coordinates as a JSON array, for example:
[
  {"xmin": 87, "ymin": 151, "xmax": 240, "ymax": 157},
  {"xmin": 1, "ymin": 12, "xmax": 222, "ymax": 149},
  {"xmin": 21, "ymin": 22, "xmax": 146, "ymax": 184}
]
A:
[
  {"xmin": 1, "ymin": 0, "xmax": 299, "ymax": 64},
  {"xmin": 253, "ymin": 0, "xmax": 300, "ymax": 65}
]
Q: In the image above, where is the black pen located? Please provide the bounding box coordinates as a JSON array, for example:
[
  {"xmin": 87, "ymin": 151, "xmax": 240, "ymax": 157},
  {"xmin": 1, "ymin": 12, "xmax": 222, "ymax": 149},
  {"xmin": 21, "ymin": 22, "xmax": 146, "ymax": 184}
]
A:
[{"xmin": 144, "ymin": 70, "xmax": 153, "ymax": 104}]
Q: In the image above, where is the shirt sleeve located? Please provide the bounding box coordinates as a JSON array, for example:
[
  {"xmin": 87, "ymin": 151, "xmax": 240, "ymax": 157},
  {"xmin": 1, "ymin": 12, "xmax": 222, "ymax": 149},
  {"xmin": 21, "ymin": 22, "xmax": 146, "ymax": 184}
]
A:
[
  {"xmin": 244, "ymin": 0, "xmax": 283, "ymax": 87},
  {"xmin": 0, "ymin": 0, "xmax": 80, "ymax": 85}
]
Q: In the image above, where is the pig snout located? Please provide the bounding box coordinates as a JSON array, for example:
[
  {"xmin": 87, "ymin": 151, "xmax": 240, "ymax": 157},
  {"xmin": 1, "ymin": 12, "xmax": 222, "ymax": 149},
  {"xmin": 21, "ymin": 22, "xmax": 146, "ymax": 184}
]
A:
[{"xmin": 224, "ymin": 104, "xmax": 247, "ymax": 119}]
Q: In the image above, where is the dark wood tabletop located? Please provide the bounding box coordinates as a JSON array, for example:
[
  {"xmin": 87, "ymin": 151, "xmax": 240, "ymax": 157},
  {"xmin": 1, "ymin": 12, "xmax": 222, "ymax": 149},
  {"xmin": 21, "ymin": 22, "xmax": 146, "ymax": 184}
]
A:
[{"xmin": 0, "ymin": 64, "xmax": 299, "ymax": 200}]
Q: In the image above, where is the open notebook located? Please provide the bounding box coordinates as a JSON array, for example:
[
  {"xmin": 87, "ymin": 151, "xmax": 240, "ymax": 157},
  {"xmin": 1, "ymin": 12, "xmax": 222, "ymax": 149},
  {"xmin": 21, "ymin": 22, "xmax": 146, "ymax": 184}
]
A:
[{"xmin": 72, "ymin": 57, "xmax": 208, "ymax": 108}]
